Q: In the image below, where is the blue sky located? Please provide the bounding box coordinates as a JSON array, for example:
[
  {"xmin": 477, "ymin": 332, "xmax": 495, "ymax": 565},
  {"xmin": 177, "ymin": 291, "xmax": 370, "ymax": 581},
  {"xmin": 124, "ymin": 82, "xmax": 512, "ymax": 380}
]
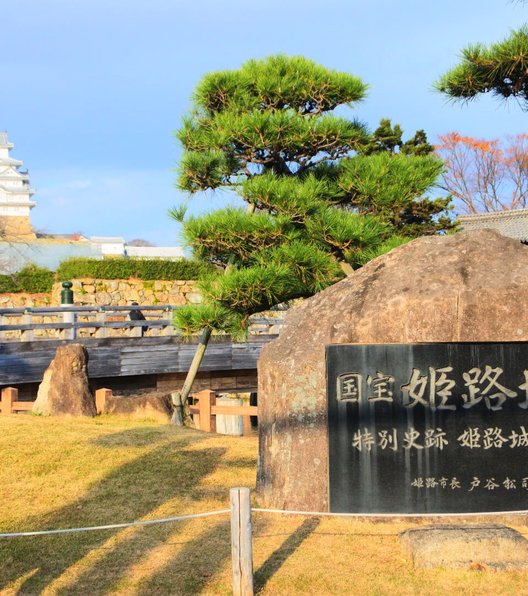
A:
[{"xmin": 2, "ymin": 0, "xmax": 527, "ymax": 246}]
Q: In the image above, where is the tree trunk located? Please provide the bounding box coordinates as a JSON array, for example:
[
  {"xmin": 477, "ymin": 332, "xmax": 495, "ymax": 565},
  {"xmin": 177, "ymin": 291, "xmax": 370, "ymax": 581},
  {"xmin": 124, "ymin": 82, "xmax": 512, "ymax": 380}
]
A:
[
  {"xmin": 171, "ymin": 204, "xmax": 256, "ymax": 424},
  {"xmin": 171, "ymin": 327, "xmax": 212, "ymax": 424}
]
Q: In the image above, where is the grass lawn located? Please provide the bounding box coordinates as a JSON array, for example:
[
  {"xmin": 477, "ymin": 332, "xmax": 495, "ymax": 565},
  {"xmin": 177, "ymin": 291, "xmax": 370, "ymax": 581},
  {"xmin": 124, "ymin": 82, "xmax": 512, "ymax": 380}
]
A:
[{"xmin": 1, "ymin": 415, "xmax": 528, "ymax": 595}]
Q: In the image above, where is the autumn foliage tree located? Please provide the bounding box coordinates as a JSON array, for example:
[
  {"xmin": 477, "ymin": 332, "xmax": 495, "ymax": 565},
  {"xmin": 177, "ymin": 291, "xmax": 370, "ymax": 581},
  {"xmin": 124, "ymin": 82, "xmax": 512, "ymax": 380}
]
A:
[{"xmin": 436, "ymin": 132, "xmax": 528, "ymax": 213}]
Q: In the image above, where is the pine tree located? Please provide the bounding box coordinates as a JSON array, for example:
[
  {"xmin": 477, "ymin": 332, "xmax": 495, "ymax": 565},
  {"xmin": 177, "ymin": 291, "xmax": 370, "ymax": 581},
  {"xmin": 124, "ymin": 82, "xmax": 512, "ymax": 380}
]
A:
[
  {"xmin": 169, "ymin": 56, "xmax": 452, "ymax": 414},
  {"xmin": 173, "ymin": 55, "xmax": 451, "ymax": 337},
  {"xmin": 435, "ymin": 26, "xmax": 528, "ymax": 108}
]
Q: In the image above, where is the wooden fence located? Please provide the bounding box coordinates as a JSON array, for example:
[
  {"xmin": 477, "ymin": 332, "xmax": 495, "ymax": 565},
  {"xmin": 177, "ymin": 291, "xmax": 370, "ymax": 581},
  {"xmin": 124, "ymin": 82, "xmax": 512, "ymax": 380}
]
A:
[
  {"xmin": 189, "ymin": 389, "xmax": 258, "ymax": 436},
  {"xmin": 1, "ymin": 388, "xmax": 258, "ymax": 438},
  {"xmin": 0, "ymin": 305, "xmax": 284, "ymax": 341},
  {"xmin": 0, "ymin": 387, "xmax": 33, "ymax": 414}
]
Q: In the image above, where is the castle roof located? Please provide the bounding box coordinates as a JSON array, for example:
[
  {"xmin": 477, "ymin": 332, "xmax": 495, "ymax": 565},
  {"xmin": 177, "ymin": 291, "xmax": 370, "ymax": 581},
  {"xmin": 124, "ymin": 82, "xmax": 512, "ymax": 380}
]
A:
[{"xmin": 458, "ymin": 209, "xmax": 528, "ymax": 243}]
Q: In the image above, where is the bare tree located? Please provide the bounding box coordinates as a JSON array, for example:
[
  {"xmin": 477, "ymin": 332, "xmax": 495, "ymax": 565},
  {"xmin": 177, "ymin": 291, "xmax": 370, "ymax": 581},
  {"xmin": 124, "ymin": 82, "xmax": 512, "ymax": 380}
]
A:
[{"xmin": 436, "ymin": 132, "xmax": 528, "ymax": 213}]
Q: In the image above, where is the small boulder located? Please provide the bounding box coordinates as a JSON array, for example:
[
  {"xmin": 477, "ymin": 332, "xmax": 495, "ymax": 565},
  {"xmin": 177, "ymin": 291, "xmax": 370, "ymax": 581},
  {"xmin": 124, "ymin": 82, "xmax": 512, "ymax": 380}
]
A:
[
  {"xmin": 101, "ymin": 393, "xmax": 172, "ymax": 423},
  {"xmin": 33, "ymin": 344, "xmax": 96, "ymax": 416},
  {"xmin": 399, "ymin": 524, "xmax": 528, "ymax": 570}
]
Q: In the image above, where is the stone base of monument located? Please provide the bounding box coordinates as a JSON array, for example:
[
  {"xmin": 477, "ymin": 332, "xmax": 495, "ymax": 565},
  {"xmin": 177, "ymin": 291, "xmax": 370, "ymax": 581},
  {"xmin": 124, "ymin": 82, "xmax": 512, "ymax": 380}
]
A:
[{"xmin": 399, "ymin": 525, "xmax": 528, "ymax": 570}]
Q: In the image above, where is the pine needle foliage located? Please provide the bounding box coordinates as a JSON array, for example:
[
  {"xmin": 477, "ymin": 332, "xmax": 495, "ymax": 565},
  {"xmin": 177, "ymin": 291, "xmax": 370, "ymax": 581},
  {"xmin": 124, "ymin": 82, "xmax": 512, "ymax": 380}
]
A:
[
  {"xmin": 182, "ymin": 208, "xmax": 296, "ymax": 266},
  {"xmin": 174, "ymin": 55, "xmax": 452, "ymax": 334},
  {"xmin": 435, "ymin": 26, "xmax": 528, "ymax": 108}
]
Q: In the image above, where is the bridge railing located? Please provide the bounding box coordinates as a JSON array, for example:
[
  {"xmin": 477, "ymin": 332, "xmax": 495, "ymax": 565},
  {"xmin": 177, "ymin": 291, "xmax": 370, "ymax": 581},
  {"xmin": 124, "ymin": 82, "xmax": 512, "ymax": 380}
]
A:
[{"xmin": 0, "ymin": 305, "xmax": 284, "ymax": 341}]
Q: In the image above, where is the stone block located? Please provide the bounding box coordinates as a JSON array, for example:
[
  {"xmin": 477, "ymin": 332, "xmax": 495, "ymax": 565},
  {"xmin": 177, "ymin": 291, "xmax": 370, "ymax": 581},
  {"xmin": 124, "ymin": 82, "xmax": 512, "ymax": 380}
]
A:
[
  {"xmin": 101, "ymin": 393, "xmax": 172, "ymax": 423},
  {"xmin": 170, "ymin": 294, "xmax": 187, "ymax": 306},
  {"xmin": 399, "ymin": 524, "xmax": 528, "ymax": 570},
  {"xmin": 186, "ymin": 292, "xmax": 203, "ymax": 304}
]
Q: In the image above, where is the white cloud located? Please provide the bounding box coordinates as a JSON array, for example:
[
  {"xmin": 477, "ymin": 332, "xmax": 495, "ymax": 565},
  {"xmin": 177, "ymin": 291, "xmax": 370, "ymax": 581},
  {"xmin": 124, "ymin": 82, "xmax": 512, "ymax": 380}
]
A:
[{"xmin": 29, "ymin": 167, "xmax": 239, "ymax": 246}]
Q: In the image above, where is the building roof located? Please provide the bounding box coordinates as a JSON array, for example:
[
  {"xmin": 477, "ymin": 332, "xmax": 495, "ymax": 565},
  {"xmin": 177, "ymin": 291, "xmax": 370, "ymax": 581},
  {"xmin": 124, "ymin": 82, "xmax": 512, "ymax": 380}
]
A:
[
  {"xmin": 458, "ymin": 209, "xmax": 528, "ymax": 243},
  {"xmin": 37, "ymin": 233, "xmax": 90, "ymax": 241},
  {"xmin": 90, "ymin": 236, "xmax": 125, "ymax": 244},
  {"xmin": 0, "ymin": 132, "xmax": 14, "ymax": 149},
  {"xmin": 0, "ymin": 183, "xmax": 35, "ymax": 196},
  {"xmin": 0, "ymin": 156, "xmax": 23, "ymax": 166}
]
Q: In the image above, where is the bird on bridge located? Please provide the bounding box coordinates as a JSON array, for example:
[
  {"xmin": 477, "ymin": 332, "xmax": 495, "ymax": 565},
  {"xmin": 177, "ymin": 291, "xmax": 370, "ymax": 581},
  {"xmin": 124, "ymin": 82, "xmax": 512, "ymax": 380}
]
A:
[{"xmin": 128, "ymin": 302, "xmax": 148, "ymax": 337}]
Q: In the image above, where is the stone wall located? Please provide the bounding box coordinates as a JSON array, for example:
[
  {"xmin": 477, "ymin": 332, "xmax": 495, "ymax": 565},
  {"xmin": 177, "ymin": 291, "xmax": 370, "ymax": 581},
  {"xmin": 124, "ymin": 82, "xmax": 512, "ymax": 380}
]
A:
[
  {"xmin": 0, "ymin": 278, "xmax": 202, "ymax": 309},
  {"xmin": 3, "ymin": 216, "xmax": 37, "ymax": 242},
  {"xmin": 0, "ymin": 291, "xmax": 51, "ymax": 308},
  {"xmin": 0, "ymin": 278, "xmax": 202, "ymax": 339}
]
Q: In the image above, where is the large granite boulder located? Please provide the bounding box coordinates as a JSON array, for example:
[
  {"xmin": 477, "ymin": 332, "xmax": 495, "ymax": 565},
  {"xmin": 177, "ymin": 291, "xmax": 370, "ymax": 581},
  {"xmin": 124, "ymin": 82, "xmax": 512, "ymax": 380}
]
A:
[
  {"xmin": 257, "ymin": 230, "xmax": 528, "ymax": 511},
  {"xmin": 33, "ymin": 344, "xmax": 96, "ymax": 416}
]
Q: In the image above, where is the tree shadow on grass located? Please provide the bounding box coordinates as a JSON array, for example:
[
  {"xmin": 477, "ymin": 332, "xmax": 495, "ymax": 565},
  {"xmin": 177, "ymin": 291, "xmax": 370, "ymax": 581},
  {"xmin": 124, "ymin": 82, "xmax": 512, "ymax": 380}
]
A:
[
  {"xmin": 130, "ymin": 514, "xmax": 320, "ymax": 594},
  {"xmin": 90, "ymin": 425, "xmax": 180, "ymax": 448},
  {"xmin": 134, "ymin": 518, "xmax": 234, "ymax": 595},
  {"xmin": 254, "ymin": 517, "xmax": 320, "ymax": 593},
  {"xmin": 0, "ymin": 433, "xmax": 227, "ymax": 595}
]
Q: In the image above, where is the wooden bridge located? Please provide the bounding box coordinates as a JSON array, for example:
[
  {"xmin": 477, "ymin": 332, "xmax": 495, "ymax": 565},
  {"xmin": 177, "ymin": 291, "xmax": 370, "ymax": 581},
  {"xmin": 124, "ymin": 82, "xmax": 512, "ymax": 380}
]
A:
[{"xmin": 0, "ymin": 306, "xmax": 283, "ymax": 393}]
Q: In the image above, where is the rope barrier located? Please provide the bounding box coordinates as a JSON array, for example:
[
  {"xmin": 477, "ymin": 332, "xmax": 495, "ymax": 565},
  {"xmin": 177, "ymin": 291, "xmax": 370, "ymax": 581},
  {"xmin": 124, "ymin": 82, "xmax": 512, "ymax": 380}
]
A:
[
  {"xmin": 2, "ymin": 502, "xmax": 527, "ymax": 539},
  {"xmin": 0, "ymin": 509, "xmax": 230, "ymax": 539}
]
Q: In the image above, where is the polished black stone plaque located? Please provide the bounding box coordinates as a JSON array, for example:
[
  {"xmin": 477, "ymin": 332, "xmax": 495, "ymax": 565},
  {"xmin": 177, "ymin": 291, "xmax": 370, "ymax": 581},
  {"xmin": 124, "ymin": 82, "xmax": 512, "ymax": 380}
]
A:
[{"xmin": 327, "ymin": 343, "xmax": 528, "ymax": 514}]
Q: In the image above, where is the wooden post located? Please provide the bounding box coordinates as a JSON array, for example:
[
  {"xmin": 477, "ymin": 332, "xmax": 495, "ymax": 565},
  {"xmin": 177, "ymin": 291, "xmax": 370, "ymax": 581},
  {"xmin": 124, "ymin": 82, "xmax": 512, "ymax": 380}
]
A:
[
  {"xmin": 177, "ymin": 328, "xmax": 212, "ymax": 408},
  {"xmin": 197, "ymin": 389, "xmax": 216, "ymax": 432},
  {"xmin": 22, "ymin": 312, "xmax": 34, "ymax": 342},
  {"xmin": 1, "ymin": 387, "xmax": 18, "ymax": 415},
  {"xmin": 230, "ymin": 487, "xmax": 254, "ymax": 596},
  {"xmin": 243, "ymin": 416, "xmax": 252, "ymax": 436},
  {"xmin": 97, "ymin": 310, "xmax": 108, "ymax": 338},
  {"xmin": 171, "ymin": 391, "xmax": 184, "ymax": 426},
  {"xmin": 62, "ymin": 308, "xmax": 76, "ymax": 340},
  {"xmin": 95, "ymin": 388, "xmax": 112, "ymax": 414},
  {"xmin": 162, "ymin": 307, "xmax": 174, "ymax": 336}
]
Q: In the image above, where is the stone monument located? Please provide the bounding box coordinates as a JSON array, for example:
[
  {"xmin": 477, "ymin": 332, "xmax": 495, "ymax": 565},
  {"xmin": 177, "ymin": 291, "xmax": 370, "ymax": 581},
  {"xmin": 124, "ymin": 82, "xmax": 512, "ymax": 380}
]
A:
[
  {"xmin": 33, "ymin": 344, "xmax": 96, "ymax": 416},
  {"xmin": 257, "ymin": 230, "xmax": 528, "ymax": 512}
]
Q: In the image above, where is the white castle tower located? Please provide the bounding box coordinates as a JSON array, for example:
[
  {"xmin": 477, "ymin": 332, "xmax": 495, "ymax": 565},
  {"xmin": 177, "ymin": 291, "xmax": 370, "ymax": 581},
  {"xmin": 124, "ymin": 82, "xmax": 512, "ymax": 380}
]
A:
[{"xmin": 0, "ymin": 132, "xmax": 36, "ymax": 240}]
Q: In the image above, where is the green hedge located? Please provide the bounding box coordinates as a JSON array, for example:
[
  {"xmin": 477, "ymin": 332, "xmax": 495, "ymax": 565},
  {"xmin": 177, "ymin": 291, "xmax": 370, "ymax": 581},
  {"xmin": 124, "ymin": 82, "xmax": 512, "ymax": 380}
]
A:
[
  {"xmin": 56, "ymin": 257, "xmax": 210, "ymax": 281},
  {"xmin": 0, "ymin": 264, "xmax": 55, "ymax": 293},
  {"xmin": 0, "ymin": 258, "xmax": 210, "ymax": 294}
]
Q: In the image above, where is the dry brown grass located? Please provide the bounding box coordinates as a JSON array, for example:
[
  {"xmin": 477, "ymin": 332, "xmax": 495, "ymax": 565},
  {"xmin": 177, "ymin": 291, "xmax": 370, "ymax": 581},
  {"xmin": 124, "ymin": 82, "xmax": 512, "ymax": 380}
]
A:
[{"xmin": 1, "ymin": 415, "xmax": 528, "ymax": 595}]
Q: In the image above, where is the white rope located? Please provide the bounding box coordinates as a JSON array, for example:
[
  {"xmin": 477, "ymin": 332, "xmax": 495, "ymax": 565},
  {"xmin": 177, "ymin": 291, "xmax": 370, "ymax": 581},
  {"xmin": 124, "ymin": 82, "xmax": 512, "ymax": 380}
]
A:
[
  {"xmin": 252, "ymin": 507, "xmax": 528, "ymax": 518},
  {"xmin": 3, "ymin": 503, "xmax": 527, "ymax": 539},
  {"xmin": 0, "ymin": 509, "xmax": 230, "ymax": 539}
]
